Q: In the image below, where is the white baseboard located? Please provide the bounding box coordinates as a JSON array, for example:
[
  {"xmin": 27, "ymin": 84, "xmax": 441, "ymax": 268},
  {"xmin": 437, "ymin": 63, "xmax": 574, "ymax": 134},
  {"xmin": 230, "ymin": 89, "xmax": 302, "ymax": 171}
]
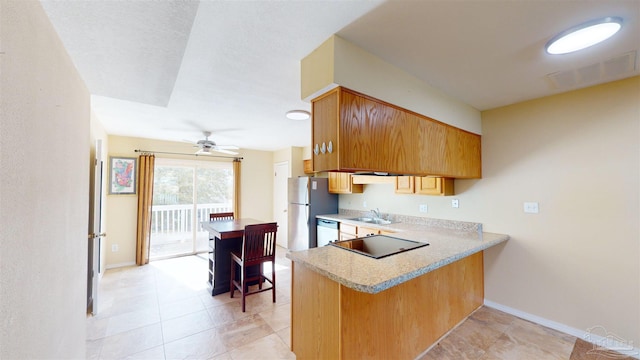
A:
[
  {"xmin": 105, "ymin": 261, "xmax": 136, "ymax": 270},
  {"xmin": 484, "ymin": 300, "xmax": 639, "ymax": 359}
]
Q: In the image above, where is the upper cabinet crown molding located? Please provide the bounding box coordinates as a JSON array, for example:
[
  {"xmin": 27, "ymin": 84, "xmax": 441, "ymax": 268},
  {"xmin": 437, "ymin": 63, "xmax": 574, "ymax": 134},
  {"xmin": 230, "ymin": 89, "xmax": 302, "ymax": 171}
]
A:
[{"xmin": 311, "ymin": 87, "xmax": 481, "ymax": 179}]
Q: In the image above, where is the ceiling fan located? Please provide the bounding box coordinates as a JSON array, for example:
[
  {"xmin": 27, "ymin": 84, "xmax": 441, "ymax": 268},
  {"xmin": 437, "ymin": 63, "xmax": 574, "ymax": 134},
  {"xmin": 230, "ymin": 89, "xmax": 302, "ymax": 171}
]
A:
[{"xmin": 186, "ymin": 131, "xmax": 239, "ymax": 155}]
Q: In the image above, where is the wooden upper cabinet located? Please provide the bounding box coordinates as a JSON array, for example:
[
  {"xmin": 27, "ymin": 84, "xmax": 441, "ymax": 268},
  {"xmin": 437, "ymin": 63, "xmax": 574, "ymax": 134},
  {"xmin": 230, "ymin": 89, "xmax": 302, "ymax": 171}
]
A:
[
  {"xmin": 443, "ymin": 127, "xmax": 482, "ymax": 178},
  {"xmin": 395, "ymin": 176, "xmax": 454, "ymax": 196},
  {"xmin": 312, "ymin": 87, "xmax": 481, "ymax": 178},
  {"xmin": 328, "ymin": 172, "xmax": 363, "ymax": 194},
  {"xmin": 415, "ymin": 177, "xmax": 454, "ymax": 196},
  {"xmin": 395, "ymin": 176, "xmax": 415, "ymax": 194},
  {"xmin": 312, "ymin": 89, "xmax": 340, "ymax": 172},
  {"xmin": 303, "ymin": 159, "xmax": 313, "ymax": 174}
]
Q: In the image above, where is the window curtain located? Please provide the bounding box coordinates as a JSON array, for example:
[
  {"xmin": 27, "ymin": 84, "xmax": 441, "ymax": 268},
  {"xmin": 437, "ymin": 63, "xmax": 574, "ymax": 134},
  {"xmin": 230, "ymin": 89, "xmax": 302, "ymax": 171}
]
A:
[
  {"xmin": 136, "ymin": 154, "xmax": 155, "ymax": 265},
  {"xmin": 233, "ymin": 158, "xmax": 241, "ymax": 218}
]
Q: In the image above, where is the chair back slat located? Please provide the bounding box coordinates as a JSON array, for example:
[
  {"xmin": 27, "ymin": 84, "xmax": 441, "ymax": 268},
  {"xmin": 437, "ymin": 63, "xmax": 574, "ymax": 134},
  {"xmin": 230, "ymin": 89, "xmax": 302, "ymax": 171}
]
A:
[
  {"xmin": 242, "ymin": 223, "xmax": 278, "ymax": 264},
  {"xmin": 210, "ymin": 212, "xmax": 234, "ymax": 221}
]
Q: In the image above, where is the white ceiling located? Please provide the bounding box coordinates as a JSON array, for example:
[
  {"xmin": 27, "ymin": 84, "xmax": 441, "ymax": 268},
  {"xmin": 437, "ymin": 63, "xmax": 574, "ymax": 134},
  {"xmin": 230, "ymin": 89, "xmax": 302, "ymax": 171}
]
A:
[{"xmin": 41, "ymin": 0, "xmax": 639, "ymax": 152}]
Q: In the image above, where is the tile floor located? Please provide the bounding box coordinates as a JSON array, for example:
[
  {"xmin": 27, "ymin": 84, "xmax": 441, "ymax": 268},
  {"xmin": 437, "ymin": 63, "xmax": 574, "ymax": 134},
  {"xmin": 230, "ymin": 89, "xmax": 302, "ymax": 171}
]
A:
[
  {"xmin": 87, "ymin": 248, "xmax": 294, "ymax": 359},
  {"xmin": 418, "ymin": 306, "xmax": 576, "ymax": 359},
  {"xmin": 88, "ymin": 248, "xmax": 578, "ymax": 359}
]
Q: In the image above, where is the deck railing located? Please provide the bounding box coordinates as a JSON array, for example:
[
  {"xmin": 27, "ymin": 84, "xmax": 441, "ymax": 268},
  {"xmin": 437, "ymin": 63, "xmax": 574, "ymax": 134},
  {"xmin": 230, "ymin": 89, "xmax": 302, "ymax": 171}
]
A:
[{"xmin": 151, "ymin": 203, "xmax": 232, "ymax": 234}]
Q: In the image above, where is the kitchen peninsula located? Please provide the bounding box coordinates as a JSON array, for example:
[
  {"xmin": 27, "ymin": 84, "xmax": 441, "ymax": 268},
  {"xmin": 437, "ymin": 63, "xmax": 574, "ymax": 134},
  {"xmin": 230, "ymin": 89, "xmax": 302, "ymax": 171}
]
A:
[{"xmin": 286, "ymin": 214, "xmax": 509, "ymax": 359}]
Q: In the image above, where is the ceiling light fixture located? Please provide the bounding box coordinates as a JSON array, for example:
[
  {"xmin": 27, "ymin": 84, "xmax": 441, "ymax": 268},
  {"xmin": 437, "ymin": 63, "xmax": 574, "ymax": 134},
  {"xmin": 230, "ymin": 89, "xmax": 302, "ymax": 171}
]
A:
[
  {"xmin": 545, "ymin": 17, "xmax": 623, "ymax": 55},
  {"xmin": 286, "ymin": 110, "xmax": 311, "ymax": 121}
]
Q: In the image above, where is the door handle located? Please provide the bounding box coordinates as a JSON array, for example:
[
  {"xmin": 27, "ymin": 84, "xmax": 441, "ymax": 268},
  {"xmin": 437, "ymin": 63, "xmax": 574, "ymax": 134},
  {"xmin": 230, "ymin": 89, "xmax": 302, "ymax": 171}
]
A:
[{"xmin": 87, "ymin": 233, "xmax": 107, "ymax": 239}]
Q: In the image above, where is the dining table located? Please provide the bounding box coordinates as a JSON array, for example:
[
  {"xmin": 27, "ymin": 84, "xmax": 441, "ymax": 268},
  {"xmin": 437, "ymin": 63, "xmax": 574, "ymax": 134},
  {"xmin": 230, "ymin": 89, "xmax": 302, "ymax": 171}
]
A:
[{"xmin": 201, "ymin": 218, "xmax": 268, "ymax": 296}]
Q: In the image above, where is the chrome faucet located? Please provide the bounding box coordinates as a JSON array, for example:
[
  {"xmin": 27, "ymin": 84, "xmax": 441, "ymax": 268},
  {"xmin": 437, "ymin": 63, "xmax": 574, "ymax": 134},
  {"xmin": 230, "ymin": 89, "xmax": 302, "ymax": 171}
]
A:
[{"xmin": 370, "ymin": 208, "xmax": 382, "ymax": 220}]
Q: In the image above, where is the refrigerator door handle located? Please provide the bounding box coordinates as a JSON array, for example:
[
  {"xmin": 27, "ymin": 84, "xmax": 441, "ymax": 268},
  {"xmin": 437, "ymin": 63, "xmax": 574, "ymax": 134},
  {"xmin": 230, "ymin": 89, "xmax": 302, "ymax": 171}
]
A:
[{"xmin": 305, "ymin": 204, "xmax": 309, "ymax": 225}]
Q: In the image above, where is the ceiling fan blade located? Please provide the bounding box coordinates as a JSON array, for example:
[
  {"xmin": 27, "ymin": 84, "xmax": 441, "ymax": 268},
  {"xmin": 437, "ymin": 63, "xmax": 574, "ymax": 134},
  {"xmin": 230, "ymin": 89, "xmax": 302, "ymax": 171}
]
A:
[
  {"xmin": 213, "ymin": 148, "xmax": 239, "ymax": 155},
  {"xmin": 215, "ymin": 145, "xmax": 239, "ymax": 150}
]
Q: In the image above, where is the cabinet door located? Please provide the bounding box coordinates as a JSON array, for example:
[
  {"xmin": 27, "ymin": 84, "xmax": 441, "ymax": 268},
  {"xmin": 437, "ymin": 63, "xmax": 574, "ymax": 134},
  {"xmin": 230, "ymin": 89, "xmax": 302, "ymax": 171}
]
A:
[
  {"xmin": 339, "ymin": 223, "xmax": 357, "ymax": 240},
  {"xmin": 303, "ymin": 159, "xmax": 313, "ymax": 174},
  {"xmin": 328, "ymin": 172, "xmax": 363, "ymax": 194},
  {"xmin": 312, "ymin": 89, "xmax": 340, "ymax": 172},
  {"xmin": 369, "ymin": 98, "xmax": 416, "ymax": 173},
  {"xmin": 415, "ymin": 116, "xmax": 447, "ymax": 175},
  {"xmin": 357, "ymin": 226, "xmax": 380, "ymax": 237},
  {"xmin": 339, "ymin": 232, "xmax": 357, "ymax": 241},
  {"xmin": 415, "ymin": 177, "xmax": 454, "ymax": 196},
  {"xmin": 395, "ymin": 176, "xmax": 415, "ymax": 194},
  {"xmin": 338, "ymin": 173, "xmax": 351, "ymax": 193},
  {"xmin": 340, "ymin": 89, "xmax": 416, "ymax": 173},
  {"xmin": 443, "ymin": 127, "xmax": 481, "ymax": 178},
  {"xmin": 340, "ymin": 90, "xmax": 370, "ymax": 170},
  {"xmin": 328, "ymin": 172, "xmax": 340, "ymax": 193}
]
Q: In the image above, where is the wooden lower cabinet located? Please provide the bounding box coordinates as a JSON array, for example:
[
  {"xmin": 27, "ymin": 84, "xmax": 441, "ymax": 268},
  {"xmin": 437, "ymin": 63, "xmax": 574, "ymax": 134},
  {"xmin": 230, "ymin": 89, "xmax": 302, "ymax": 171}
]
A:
[
  {"xmin": 291, "ymin": 252, "xmax": 484, "ymax": 359},
  {"xmin": 339, "ymin": 223, "xmax": 392, "ymax": 240},
  {"xmin": 339, "ymin": 223, "xmax": 357, "ymax": 241}
]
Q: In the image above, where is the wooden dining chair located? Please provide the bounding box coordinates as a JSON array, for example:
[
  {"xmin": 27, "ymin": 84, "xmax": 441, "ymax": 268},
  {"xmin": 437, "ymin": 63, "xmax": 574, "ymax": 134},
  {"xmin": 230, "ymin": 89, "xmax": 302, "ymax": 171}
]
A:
[
  {"xmin": 210, "ymin": 212, "xmax": 234, "ymax": 221},
  {"xmin": 230, "ymin": 222, "xmax": 278, "ymax": 312}
]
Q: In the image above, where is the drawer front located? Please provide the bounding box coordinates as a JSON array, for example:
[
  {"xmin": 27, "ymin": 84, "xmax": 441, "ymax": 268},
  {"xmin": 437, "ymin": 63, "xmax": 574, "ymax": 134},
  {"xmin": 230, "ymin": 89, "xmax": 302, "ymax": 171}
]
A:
[
  {"xmin": 340, "ymin": 223, "xmax": 357, "ymax": 235},
  {"xmin": 357, "ymin": 226, "xmax": 380, "ymax": 237}
]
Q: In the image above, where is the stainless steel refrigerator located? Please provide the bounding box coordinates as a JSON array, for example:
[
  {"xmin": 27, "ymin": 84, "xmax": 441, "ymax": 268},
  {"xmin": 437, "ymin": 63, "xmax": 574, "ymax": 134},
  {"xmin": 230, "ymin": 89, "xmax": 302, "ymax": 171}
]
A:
[{"xmin": 288, "ymin": 177, "xmax": 338, "ymax": 251}]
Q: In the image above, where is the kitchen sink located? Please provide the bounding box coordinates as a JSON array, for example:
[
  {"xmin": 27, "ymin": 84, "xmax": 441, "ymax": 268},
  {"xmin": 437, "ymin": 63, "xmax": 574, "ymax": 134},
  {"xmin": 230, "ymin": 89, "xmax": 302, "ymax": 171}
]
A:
[
  {"xmin": 331, "ymin": 235, "xmax": 428, "ymax": 259},
  {"xmin": 348, "ymin": 217, "xmax": 395, "ymax": 225}
]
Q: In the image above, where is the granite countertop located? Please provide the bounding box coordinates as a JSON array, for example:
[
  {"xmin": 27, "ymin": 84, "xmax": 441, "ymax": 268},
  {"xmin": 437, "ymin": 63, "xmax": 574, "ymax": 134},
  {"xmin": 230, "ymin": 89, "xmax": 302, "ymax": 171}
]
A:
[{"xmin": 286, "ymin": 213, "xmax": 509, "ymax": 294}]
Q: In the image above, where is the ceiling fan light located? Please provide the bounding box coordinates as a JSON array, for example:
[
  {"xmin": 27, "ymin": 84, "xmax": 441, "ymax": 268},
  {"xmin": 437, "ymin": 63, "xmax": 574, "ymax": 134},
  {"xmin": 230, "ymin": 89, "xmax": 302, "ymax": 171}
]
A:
[
  {"xmin": 286, "ymin": 110, "xmax": 311, "ymax": 121},
  {"xmin": 545, "ymin": 17, "xmax": 623, "ymax": 55}
]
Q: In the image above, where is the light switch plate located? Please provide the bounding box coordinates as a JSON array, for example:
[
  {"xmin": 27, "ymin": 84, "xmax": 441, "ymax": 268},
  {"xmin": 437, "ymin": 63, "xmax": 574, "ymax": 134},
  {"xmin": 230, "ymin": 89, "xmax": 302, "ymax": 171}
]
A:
[
  {"xmin": 452, "ymin": 199, "xmax": 459, "ymax": 208},
  {"xmin": 524, "ymin": 202, "xmax": 539, "ymax": 214}
]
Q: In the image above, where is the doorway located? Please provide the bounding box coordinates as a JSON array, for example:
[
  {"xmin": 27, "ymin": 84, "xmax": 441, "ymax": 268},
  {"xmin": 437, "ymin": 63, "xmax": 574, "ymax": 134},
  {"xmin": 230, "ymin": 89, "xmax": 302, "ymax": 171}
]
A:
[
  {"xmin": 273, "ymin": 161, "xmax": 289, "ymax": 248},
  {"xmin": 150, "ymin": 158, "xmax": 233, "ymax": 260}
]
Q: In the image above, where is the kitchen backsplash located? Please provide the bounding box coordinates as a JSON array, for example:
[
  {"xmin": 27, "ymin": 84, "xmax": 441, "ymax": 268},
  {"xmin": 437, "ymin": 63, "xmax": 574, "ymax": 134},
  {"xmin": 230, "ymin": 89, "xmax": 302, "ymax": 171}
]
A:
[{"xmin": 338, "ymin": 208, "xmax": 483, "ymax": 234}]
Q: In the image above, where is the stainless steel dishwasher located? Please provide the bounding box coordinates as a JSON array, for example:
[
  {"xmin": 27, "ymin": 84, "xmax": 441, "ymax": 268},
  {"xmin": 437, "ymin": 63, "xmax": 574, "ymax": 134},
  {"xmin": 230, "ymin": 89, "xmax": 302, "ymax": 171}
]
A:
[{"xmin": 316, "ymin": 219, "xmax": 339, "ymax": 247}]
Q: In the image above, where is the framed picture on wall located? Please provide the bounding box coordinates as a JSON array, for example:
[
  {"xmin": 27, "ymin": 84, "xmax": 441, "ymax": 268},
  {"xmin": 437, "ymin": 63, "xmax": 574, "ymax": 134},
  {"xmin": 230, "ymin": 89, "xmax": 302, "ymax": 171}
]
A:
[{"xmin": 109, "ymin": 157, "xmax": 137, "ymax": 195}]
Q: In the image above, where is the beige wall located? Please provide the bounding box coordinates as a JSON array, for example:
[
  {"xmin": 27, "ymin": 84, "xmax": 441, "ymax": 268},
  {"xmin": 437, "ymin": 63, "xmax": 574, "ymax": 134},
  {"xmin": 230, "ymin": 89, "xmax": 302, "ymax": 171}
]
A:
[
  {"xmin": 105, "ymin": 136, "xmax": 274, "ymax": 267},
  {"xmin": 302, "ymin": 35, "xmax": 482, "ymax": 134},
  {"xmin": 273, "ymin": 146, "xmax": 306, "ymax": 178},
  {"xmin": 341, "ymin": 77, "xmax": 640, "ymax": 345},
  {"xmin": 0, "ymin": 1, "xmax": 90, "ymax": 357}
]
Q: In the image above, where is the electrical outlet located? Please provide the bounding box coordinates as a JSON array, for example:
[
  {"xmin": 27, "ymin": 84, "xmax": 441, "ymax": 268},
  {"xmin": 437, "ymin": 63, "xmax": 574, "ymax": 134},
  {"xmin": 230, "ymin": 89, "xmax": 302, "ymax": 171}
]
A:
[
  {"xmin": 419, "ymin": 204, "xmax": 428, "ymax": 213},
  {"xmin": 363, "ymin": 201, "xmax": 367, "ymax": 208},
  {"xmin": 452, "ymin": 199, "xmax": 459, "ymax": 208},
  {"xmin": 524, "ymin": 202, "xmax": 539, "ymax": 214},
  {"xmin": 111, "ymin": 244, "xmax": 119, "ymax": 252}
]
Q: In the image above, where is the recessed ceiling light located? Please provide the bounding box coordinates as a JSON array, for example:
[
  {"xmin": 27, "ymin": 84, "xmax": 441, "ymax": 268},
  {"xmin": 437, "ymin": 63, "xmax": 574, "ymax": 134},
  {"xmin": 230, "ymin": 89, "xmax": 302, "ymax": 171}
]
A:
[
  {"xmin": 285, "ymin": 110, "xmax": 311, "ymax": 121},
  {"xmin": 545, "ymin": 17, "xmax": 623, "ymax": 55}
]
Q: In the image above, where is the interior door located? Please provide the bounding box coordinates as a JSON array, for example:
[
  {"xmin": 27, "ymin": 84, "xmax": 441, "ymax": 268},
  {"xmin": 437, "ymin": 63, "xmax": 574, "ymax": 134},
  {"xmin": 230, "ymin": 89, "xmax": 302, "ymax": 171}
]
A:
[
  {"xmin": 87, "ymin": 139, "xmax": 105, "ymax": 315},
  {"xmin": 274, "ymin": 161, "xmax": 289, "ymax": 248}
]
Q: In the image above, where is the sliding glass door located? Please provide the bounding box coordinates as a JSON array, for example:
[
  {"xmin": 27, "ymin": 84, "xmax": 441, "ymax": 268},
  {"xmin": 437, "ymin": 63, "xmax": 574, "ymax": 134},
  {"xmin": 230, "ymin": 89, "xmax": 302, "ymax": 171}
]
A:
[{"xmin": 150, "ymin": 158, "xmax": 233, "ymax": 260}]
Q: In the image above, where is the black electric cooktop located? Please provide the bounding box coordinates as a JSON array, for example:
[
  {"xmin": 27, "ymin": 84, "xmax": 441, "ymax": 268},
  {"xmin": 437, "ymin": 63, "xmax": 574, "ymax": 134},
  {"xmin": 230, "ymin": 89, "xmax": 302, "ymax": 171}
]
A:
[{"xmin": 330, "ymin": 235, "xmax": 429, "ymax": 259}]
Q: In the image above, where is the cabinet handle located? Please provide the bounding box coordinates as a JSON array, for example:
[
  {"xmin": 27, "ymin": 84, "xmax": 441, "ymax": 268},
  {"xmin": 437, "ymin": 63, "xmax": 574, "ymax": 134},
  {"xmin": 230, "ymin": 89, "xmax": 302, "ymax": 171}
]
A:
[
  {"xmin": 314, "ymin": 144, "xmax": 319, "ymax": 155},
  {"xmin": 321, "ymin": 142, "xmax": 326, "ymax": 154},
  {"xmin": 327, "ymin": 141, "xmax": 333, "ymax": 154}
]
